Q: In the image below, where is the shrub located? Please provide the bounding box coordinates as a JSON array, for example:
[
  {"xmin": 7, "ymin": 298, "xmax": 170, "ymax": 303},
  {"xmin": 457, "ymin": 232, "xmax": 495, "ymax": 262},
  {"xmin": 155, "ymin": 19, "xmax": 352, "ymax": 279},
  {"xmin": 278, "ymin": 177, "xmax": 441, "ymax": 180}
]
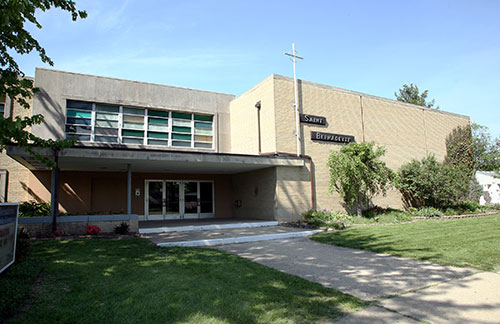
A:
[
  {"xmin": 415, "ymin": 207, "xmax": 443, "ymax": 218},
  {"xmin": 397, "ymin": 155, "xmax": 472, "ymax": 209},
  {"xmin": 458, "ymin": 201, "xmax": 481, "ymax": 213},
  {"xmin": 19, "ymin": 201, "xmax": 50, "ymax": 217},
  {"xmin": 85, "ymin": 225, "xmax": 101, "ymax": 235},
  {"xmin": 301, "ymin": 209, "xmax": 351, "ymax": 229},
  {"xmin": 489, "ymin": 204, "xmax": 500, "ymax": 210},
  {"xmin": 114, "ymin": 222, "xmax": 130, "ymax": 235}
]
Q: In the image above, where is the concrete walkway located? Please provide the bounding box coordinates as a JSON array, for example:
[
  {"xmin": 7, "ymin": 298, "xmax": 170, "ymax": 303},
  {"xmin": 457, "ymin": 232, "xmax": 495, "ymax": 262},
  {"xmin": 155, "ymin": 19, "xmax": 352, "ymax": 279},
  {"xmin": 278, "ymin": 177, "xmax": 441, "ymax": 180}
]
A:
[{"xmin": 217, "ymin": 238, "xmax": 500, "ymax": 323}]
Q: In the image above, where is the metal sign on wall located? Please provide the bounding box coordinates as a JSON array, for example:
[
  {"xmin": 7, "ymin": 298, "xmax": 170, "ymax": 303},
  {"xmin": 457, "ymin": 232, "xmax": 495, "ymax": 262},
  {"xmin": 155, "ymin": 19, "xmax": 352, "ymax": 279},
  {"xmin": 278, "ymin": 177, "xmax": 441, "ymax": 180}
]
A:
[
  {"xmin": 311, "ymin": 131, "xmax": 355, "ymax": 144},
  {"xmin": 300, "ymin": 114, "xmax": 326, "ymax": 125},
  {"xmin": 0, "ymin": 203, "xmax": 19, "ymax": 274}
]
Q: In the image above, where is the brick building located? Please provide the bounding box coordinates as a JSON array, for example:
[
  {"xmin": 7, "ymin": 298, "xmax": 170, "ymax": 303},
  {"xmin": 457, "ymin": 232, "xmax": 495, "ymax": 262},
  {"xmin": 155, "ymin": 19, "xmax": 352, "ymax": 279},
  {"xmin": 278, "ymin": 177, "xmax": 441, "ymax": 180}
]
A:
[{"xmin": 0, "ymin": 68, "xmax": 469, "ymax": 221}]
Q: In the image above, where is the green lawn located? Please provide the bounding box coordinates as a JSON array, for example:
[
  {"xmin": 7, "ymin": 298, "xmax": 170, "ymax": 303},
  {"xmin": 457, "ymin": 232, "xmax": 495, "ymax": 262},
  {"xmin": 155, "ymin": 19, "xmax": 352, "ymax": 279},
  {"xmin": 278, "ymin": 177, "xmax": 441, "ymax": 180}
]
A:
[
  {"xmin": 2, "ymin": 238, "xmax": 365, "ymax": 324},
  {"xmin": 312, "ymin": 214, "xmax": 500, "ymax": 272}
]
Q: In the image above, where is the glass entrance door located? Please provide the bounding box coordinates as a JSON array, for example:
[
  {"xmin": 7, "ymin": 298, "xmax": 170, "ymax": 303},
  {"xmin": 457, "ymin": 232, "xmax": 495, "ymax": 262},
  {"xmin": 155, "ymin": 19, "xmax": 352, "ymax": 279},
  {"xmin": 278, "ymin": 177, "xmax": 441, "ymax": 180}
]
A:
[
  {"xmin": 165, "ymin": 181, "xmax": 181, "ymax": 220},
  {"xmin": 147, "ymin": 181, "xmax": 164, "ymax": 220},
  {"xmin": 183, "ymin": 182, "xmax": 199, "ymax": 219},
  {"xmin": 145, "ymin": 180, "xmax": 214, "ymax": 220}
]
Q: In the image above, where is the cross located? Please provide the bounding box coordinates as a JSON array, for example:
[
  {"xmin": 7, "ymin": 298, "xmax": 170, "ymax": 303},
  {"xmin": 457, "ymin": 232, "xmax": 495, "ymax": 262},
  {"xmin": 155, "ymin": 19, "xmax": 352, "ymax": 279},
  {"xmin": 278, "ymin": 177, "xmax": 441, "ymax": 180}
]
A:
[{"xmin": 284, "ymin": 43, "xmax": 304, "ymax": 157}]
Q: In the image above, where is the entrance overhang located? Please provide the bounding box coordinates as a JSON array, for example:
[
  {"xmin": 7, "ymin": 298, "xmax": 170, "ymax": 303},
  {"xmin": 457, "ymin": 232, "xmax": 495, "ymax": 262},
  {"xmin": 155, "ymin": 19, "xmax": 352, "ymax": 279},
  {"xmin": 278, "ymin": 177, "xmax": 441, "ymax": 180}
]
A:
[{"xmin": 6, "ymin": 145, "xmax": 305, "ymax": 174}]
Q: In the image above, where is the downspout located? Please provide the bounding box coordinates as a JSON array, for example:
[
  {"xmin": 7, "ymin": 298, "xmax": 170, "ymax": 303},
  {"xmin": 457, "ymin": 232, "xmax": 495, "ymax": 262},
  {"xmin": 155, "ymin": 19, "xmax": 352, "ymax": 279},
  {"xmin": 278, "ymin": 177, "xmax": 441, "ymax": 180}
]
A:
[
  {"xmin": 50, "ymin": 150, "xmax": 60, "ymax": 233},
  {"xmin": 255, "ymin": 101, "xmax": 261, "ymax": 154},
  {"xmin": 303, "ymin": 155, "xmax": 316, "ymax": 210}
]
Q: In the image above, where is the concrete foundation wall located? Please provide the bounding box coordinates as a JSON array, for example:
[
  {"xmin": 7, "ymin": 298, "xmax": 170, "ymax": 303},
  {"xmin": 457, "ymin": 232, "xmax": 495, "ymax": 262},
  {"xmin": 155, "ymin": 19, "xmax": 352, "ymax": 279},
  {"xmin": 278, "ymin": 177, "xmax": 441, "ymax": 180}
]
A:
[{"xmin": 19, "ymin": 215, "xmax": 139, "ymax": 237}]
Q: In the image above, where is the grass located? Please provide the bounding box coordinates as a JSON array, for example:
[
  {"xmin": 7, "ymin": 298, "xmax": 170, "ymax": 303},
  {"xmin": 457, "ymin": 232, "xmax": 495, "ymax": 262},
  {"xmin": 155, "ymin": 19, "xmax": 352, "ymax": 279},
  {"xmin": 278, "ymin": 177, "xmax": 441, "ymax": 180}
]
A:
[
  {"xmin": 0, "ymin": 240, "xmax": 43, "ymax": 320},
  {"xmin": 312, "ymin": 213, "xmax": 500, "ymax": 272},
  {"xmin": 3, "ymin": 238, "xmax": 366, "ymax": 324}
]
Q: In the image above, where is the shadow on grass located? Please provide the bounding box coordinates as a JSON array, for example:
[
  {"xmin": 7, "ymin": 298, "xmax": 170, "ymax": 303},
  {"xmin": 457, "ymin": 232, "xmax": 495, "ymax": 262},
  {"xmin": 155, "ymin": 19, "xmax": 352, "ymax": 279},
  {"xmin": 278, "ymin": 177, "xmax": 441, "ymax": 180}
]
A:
[
  {"xmin": 311, "ymin": 230, "xmax": 443, "ymax": 262},
  {"xmin": 8, "ymin": 238, "xmax": 365, "ymax": 324}
]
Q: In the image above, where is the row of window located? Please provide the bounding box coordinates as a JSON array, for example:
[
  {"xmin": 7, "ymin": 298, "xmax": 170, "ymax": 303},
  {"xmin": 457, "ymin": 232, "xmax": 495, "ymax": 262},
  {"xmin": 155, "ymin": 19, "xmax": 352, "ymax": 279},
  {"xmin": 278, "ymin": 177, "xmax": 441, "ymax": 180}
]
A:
[{"xmin": 65, "ymin": 100, "xmax": 214, "ymax": 149}]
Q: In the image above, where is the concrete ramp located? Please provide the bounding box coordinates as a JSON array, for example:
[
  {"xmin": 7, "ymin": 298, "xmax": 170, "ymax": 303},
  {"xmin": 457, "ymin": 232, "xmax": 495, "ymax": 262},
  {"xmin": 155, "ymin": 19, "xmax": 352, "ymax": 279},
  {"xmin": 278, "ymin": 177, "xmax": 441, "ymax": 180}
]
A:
[{"xmin": 141, "ymin": 222, "xmax": 321, "ymax": 247}]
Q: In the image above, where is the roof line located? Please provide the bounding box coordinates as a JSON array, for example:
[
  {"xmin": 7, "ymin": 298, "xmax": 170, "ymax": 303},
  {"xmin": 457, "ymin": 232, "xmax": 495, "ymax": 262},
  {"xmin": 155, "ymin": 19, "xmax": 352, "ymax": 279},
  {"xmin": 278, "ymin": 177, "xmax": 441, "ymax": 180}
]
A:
[
  {"xmin": 35, "ymin": 67, "xmax": 236, "ymax": 98},
  {"xmin": 272, "ymin": 74, "xmax": 469, "ymax": 119}
]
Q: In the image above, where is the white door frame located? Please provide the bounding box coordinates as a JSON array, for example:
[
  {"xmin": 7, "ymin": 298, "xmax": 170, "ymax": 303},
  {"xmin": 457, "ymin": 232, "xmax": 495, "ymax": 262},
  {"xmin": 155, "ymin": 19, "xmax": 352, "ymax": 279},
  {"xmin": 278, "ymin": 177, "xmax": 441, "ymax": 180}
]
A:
[{"xmin": 145, "ymin": 179, "xmax": 214, "ymax": 220}]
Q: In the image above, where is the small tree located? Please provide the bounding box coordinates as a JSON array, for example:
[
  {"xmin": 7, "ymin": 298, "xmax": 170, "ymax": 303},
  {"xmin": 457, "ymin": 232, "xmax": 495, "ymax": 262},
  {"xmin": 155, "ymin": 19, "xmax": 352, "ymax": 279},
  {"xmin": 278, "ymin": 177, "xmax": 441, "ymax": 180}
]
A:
[
  {"xmin": 327, "ymin": 142, "xmax": 394, "ymax": 217},
  {"xmin": 395, "ymin": 83, "xmax": 439, "ymax": 109},
  {"xmin": 397, "ymin": 155, "xmax": 472, "ymax": 209},
  {"xmin": 0, "ymin": 0, "xmax": 86, "ymax": 166},
  {"xmin": 472, "ymin": 123, "xmax": 500, "ymax": 172},
  {"xmin": 444, "ymin": 125, "xmax": 476, "ymax": 175}
]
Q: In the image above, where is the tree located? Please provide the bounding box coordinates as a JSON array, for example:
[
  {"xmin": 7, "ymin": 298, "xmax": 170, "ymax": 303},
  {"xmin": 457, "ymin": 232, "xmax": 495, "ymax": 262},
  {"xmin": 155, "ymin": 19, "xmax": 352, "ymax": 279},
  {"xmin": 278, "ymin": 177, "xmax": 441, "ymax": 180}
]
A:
[
  {"xmin": 327, "ymin": 142, "xmax": 394, "ymax": 217},
  {"xmin": 395, "ymin": 83, "xmax": 439, "ymax": 109},
  {"xmin": 444, "ymin": 125, "xmax": 476, "ymax": 175},
  {"xmin": 396, "ymin": 155, "xmax": 472, "ymax": 209},
  {"xmin": 471, "ymin": 123, "xmax": 500, "ymax": 172},
  {"xmin": 0, "ymin": 0, "xmax": 87, "ymax": 166}
]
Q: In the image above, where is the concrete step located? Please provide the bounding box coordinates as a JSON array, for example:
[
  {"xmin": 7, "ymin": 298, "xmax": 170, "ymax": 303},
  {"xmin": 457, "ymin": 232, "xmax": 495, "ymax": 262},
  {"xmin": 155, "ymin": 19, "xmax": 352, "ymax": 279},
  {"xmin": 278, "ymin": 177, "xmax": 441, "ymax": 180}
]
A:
[
  {"xmin": 139, "ymin": 220, "xmax": 278, "ymax": 234},
  {"xmin": 143, "ymin": 225, "xmax": 321, "ymax": 247}
]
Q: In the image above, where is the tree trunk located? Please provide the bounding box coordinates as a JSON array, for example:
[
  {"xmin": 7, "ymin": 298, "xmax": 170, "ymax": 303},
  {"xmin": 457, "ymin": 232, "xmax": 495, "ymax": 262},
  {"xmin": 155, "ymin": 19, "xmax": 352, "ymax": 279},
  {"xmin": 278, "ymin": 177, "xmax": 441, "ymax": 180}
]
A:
[{"xmin": 357, "ymin": 192, "xmax": 362, "ymax": 218}]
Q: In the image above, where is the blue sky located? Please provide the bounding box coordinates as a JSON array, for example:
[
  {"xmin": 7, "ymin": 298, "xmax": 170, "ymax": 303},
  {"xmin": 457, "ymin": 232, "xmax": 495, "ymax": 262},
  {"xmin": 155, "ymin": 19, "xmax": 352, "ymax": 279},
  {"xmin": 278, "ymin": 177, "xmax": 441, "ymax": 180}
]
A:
[{"xmin": 14, "ymin": 0, "xmax": 500, "ymax": 137}]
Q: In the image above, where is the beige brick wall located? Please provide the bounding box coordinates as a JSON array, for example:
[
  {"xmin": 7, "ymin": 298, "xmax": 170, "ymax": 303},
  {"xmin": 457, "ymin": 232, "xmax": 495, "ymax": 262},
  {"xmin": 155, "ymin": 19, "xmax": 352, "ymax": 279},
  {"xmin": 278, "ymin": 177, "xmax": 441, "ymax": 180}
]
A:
[
  {"xmin": 229, "ymin": 76, "xmax": 277, "ymax": 154},
  {"xmin": 270, "ymin": 75, "xmax": 470, "ymax": 213},
  {"xmin": 0, "ymin": 94, "xmax": 35, "ymax": 203},
  {"xmin": 231, "ymin": 167, "xmax": 276, "ymax": 220},
  {"xmin": 275, "ymin": 165, "xmax": 311, "ymax": 221}
]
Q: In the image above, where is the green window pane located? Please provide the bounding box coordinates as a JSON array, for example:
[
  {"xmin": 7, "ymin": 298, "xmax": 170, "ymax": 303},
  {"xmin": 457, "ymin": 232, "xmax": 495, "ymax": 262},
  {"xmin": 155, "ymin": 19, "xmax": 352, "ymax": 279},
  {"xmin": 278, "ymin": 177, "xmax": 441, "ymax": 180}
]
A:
[
  {"xmin": 195, "ymin": 142, "xmax": 213, "ymax": 149},
  {"xmin": 173, "ymin": 119, "xmax": 191, "ymax": 127},
  {"xmin": 67, "ymin": 100, "xmax": 92, "ymax": 110},
  {"xmin": 148, "ymin": 132, "xmax": 169, "ymax": 139},
  {"xmin": 194, "ymin": 115, "xmax": 213, "ymax": 122},
  {"xmin": 148, "ymin": 117, "xmax": 168, "ymax": 125},
  {"xmin": 172, "ymin": 141, "xmax": 191, "ymax": 147},
  {"xmin": 67, "ymin": 109, "xmax": 91, "ymax": 119},
  {"xmin": 148, "ymin": 110, "xmax": 169, "ymax": 117},
  {"xmin": 172, "ymin": 126, "xmax": 191, "ymax": 133},
  {"xmin": 123, "ymin": 107, "xmax": 145, "ymax": 115},
  {"xmin": 172, "ymin": 112, "xmax": 191, "ymax": 120},
  {"xmin": 148, "ymin": 139, "xmax": 169, "ymax": 146},
  {"xmin": 172, "ymin": 133, "xmax": 191, "ymax": 141},
  {"xmin": 194, "ymin": 128, "xmax": 212, "ymax": 135},
  {"xmin": 148, "ymin": 124, "xmax": 168, "ymax": 132},
  {"xmin": 194, "ymin": 122, "xmax": 212, "ymax": 130},
  {"xmin": 123, "ymin": 122, "xmax": 144, "ymax": 130},
  {"xmin": 123, "ymin": 138, "xmax": 143, "ymax": 145},
  {"xmin": 122, "ymin": 129, "xmax": 144, "ymax": 138},
  {"xmin": 124, "ymin": 114, "xmax": 144, "ymax": 123},
  {"xmin": 96, "ymin": 112, "xmax": 119, "ymax": 121},
  {"xmin": 96, "ymin": 104, "xmax": 119, "ymax": 113},
  {"xmin": 95, "ymin": 119, "xmax": 118, "ymax": 128}
]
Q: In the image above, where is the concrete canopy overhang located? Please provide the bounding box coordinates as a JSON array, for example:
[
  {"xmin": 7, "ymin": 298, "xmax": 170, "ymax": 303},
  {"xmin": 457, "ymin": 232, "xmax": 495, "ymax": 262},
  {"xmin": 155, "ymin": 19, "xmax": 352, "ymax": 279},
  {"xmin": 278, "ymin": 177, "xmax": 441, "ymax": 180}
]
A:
[{"xmin": 6, "ymin": 145, "xmax": 305, "ymax": 174}]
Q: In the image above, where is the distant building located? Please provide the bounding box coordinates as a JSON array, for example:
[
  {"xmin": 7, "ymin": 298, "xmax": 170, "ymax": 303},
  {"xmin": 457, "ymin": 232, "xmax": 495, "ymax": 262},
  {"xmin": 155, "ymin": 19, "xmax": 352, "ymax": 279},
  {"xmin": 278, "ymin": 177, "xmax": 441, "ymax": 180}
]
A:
[
  {"xmin": 476, "ymin": 171, "xmax": 500, "ymax": 205},
  {"xmin": 1, "ymin": 68, "xmax": 470, "ymax": 221}
]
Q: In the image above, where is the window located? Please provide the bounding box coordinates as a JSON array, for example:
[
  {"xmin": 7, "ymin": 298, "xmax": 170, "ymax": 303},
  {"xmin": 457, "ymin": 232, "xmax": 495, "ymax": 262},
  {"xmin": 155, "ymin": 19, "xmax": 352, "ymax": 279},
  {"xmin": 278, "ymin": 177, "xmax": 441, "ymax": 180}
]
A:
[
  {"xmin": 65, "ymin": 100, "xmax": 92, "ymax": 141},
  {"xmin": 65, "ymin": 100, "xmax": 214, "ymax": 149},
  {"xmin": 0, "ymin": 102, "xmax": 5, "ymax": 116}
]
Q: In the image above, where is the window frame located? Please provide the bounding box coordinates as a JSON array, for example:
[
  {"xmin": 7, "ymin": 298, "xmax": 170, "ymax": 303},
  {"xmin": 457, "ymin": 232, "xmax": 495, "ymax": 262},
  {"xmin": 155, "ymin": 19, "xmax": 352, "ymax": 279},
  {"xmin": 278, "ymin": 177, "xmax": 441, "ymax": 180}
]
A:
[{"xmin": 64, "ymin": 99, "xmax": 214, "ymax": 150}]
